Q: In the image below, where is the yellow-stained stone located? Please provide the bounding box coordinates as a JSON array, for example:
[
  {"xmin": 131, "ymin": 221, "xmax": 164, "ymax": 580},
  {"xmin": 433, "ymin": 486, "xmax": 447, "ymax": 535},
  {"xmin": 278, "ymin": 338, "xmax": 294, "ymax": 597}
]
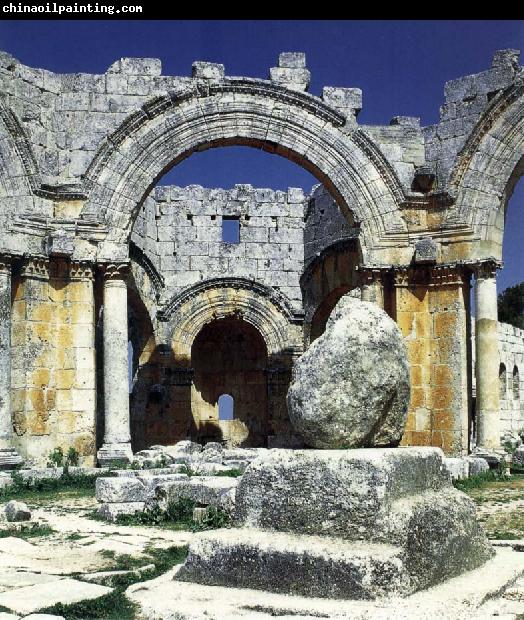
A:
[{"xmin": 55, "ymin": 369, "xmax": 75, "ymax": 390}]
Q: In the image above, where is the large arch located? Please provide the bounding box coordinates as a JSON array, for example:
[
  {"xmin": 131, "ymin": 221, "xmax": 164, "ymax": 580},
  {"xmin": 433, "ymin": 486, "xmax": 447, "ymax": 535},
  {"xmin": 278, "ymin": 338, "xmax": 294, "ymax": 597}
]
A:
[
  {"xmin": 0, "ymin": 98, "xmax": 38, "ymax": 203},
  {"xmin": 81, "ymin": 79, "xmax": 408, "ymax": 261},
  {"xmin": 448, "ymin": 78, "xmax": 524, "ymax": 259}
]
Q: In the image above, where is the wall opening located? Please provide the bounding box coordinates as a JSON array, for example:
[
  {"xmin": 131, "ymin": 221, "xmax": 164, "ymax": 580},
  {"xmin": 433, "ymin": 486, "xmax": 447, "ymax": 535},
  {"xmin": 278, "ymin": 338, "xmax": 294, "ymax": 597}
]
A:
[
  {"xmin": 191, "ymin": 316, "xmax": 268, "ymax": 447},
  {"xmin": 513, "ymin": 366, "xmax": 520, "ymax": 400},
  {"xmin": 500, "ymin": 363, "xmax": 507, "ymax": 399},
  {"xmin": 222, "ymin": 217, "xmax": 240, "ymax": 243},
  {"xmin": 218, "ymin": 393, "xmax": 234, "ymax": 420}
]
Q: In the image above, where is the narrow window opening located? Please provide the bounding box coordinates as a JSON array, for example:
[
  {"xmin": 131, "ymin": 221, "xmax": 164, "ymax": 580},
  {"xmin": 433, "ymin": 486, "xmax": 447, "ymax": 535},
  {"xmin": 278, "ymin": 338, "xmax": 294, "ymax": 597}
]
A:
[
  {"xmin": 222, "ymin": 217, "xmax": 240, "ymax": 243},
  {"xmin": 499, "ymin": 363, "xmax": 507, "ymax": 399},
  {"xmin": 513, "ymin": 366, "xmax": 520, "ymax": 400},
  {"xmin": 218, "ymin": 394, "xmax": 234, "ymax": 420}
]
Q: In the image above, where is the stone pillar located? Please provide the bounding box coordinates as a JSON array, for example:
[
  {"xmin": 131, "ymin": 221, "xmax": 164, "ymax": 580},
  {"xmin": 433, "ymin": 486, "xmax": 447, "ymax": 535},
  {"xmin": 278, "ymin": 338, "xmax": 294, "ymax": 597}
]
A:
[
  {"xmin": 474, "ymin": 260, "xmax": 501, "ymax": 452},
  {"xmin": 97, "ymin": 263, "xmax": 132, "ymax": 465},
  {"xmin": 359, "ymin": 267, "xmax": 385, "ymax": 308},
  {"xmin": 0, "ymin": 257, "xmax": 22, "ymax": 468}
]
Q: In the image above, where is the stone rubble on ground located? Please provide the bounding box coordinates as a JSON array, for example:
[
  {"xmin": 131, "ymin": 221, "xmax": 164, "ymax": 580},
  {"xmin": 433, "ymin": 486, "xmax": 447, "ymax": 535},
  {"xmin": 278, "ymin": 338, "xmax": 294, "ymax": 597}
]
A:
[{"xmin": 5, "ymin": 501, "xmax": 31, "ymax": 523}]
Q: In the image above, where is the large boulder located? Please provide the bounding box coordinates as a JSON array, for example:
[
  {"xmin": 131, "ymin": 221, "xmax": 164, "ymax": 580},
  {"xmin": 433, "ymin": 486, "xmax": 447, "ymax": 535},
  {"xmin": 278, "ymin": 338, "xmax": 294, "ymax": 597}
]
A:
[{"xmin": 287, "ymin": 295, "xmax": 410, "ymax": 448}]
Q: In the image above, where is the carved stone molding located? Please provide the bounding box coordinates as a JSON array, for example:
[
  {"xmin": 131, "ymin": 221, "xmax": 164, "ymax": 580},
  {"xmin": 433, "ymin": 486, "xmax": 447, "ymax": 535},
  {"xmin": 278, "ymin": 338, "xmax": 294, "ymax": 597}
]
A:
[
  {"xmin": 99, "ymin": 262, "xmax": 130, "ymax": 282},
  {"xmin": 69, "ymin": 261, "xmax": 95, "ymax": 282},
  {"xmin": 158, "ymin": 277, "xmax": 300, "ymax": 324},
  {"xmin": 20, "ymin": 258, "xmax": 50, "ymax": 280},
  {"xmin": 473, "ymin": 259, "xmax": 502, "ymax": 281}
]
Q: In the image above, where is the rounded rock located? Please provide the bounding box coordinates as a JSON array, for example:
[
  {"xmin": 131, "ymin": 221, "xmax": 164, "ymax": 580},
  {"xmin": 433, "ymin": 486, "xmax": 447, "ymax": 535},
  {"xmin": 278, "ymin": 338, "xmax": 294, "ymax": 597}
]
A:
[{"xmin": 287, "ymin": 295, "xmax": 410, "ymax": 448}]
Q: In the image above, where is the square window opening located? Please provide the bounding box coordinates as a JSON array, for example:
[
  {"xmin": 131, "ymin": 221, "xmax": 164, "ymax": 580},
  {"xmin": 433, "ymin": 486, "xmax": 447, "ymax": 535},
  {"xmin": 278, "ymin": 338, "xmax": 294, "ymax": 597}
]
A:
[{"xmin": 222, "ymin": 217, "xmax": 240, "ymax": 243}]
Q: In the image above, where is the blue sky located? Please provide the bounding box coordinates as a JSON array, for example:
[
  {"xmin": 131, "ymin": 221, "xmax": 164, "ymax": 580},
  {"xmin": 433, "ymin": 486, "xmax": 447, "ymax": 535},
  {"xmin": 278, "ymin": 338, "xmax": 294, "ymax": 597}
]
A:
[{"xmin": 0, "ymin": 20, "xmax": 523, "ymax": 291}]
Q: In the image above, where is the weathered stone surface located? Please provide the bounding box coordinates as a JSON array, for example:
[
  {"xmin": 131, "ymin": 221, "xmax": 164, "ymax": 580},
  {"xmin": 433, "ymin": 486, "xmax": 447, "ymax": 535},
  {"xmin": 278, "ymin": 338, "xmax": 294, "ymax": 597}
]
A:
[
  {"xmin": 5, "ymin": 501, "xmax": 31, "ymax": 522},
  {"xmin": 0, "ymin": 578, "xmax": 112, "ymax": 615},
  {"xmin": 179, "ymin": 529, "xmax": 411, "ymax": 599},
  {"xmin": 181, "ymin": 447, "xmax": 492, "ymax": 599},
  {"xmin": 97, "ymin": 501, "xmax": 145, "ymax": 522},
  {"xmin": 95, "ymin": 477, "xmax": 146, "ymax": 503},
  {"xmin": 287, "ymin": 295, "xmax": 410, "ymax": 448},
  {"xmin": 512, "ymin": 446, "xmax": 524, "ymax": 467},
  {"xmin": 443, "ymin": 457, "xmax": 469, "ymax": 480},
  {"xmin": 466, "ymin": 456, "xmax": 490, "ymax": 476},
  {"xmin": 235, "ymin": 448, "xmax": 448, "ymax": 538},
  {"xmin": 163, "ymin": 477, "xmax": 238, "ymax": 514}
]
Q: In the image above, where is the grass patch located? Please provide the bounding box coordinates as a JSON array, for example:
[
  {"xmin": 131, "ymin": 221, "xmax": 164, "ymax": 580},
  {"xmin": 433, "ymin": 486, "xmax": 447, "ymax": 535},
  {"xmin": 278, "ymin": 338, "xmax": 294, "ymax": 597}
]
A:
[
  {"xmin": 0, "ymin": 524, "xmax": 55, "ymax": 539},
  {"xmin": 40, "ymin": 545, "xmax": 188, "ymax": 620},
  {"xmin": 87, "ymin": 497, "xmax": 231, "ymax": 532},
  {"xmin": 0, "ymin": 470, "xmax": 107, "ymax": 503},
  {"xmin": 453, "ymin": 469, "xmax": 509, "ymax": 492},
  {"xmin": 212, "ymin": 468, "xmax": 243, "ymax": 478}
]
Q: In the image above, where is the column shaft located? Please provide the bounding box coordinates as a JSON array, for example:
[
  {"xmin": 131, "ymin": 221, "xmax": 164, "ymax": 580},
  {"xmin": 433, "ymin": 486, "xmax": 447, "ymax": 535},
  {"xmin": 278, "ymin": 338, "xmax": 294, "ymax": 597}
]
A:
[
  {"xmin": 97, "ymin": 264, "xmax": 132, "ymax": 465},
  {"xmin": 475, "ymin": 262, "xmax": 501, "ymax": 451}
]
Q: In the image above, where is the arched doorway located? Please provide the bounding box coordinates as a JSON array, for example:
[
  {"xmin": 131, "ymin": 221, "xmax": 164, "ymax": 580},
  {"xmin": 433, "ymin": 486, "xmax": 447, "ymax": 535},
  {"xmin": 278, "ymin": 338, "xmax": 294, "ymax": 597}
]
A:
[{"xmin": 190, "ymin": 316, "xmax": 269, "ymax": 446}]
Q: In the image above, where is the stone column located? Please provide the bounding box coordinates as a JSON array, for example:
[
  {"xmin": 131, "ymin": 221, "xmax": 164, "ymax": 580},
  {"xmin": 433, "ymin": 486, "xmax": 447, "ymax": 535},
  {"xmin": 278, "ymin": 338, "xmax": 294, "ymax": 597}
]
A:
[
  {"xmin": 97, "ymin": 263, "xmax": 132, "ymax": 465},
  {"xmin": 474, "ymin": 260, "xmax": 502, "ymax": 452},
  {"xmin": 0, "ymin": 257, "xmax": 22, "ymax": 468}
]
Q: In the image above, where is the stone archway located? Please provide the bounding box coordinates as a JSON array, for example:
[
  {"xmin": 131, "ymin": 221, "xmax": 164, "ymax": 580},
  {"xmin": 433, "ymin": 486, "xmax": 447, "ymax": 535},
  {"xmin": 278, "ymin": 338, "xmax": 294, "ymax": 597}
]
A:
[
  {"xmin": 81, "ymin": 80, "xmax": 408, "ymax": 262},
  {"xmin": 448, "ymin": 79, "xmax": 524, "ymax": 260},
  {"xmin": 157, "ymin": 278, "xmax": 303, "ymax": 446}
]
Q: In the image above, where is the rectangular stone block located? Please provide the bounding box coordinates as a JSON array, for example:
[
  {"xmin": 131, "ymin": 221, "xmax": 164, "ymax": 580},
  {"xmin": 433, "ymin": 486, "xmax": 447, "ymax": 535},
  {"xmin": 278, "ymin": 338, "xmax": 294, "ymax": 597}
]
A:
[{"xmin": 95, "ymin": 477, "xmax": 146, "ymax": 503}]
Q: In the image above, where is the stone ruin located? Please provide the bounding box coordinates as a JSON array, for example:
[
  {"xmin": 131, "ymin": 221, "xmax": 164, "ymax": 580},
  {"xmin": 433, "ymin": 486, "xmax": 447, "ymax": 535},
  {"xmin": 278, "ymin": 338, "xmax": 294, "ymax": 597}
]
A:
[
  {"xmin": 174, "ymin": 296, "xmax": 493, "ymax": 598},
  {"xmin": 0, "ymin": 48, "xmax": 524, "ymax": 469}
]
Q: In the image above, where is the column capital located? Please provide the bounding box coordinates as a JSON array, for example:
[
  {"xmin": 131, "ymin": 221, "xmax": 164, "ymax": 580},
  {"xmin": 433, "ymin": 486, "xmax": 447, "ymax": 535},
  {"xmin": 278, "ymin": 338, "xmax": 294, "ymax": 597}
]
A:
[
  {"xmin": 99, "ymin": 262, "xmax": 130, "ymax": 282},
  {"xmin": 20, "ymin": 257, "xmax": 50, "ymax": 280},
  {"xmin": 70, "ymin": 261, "xmax": 95, "ymax": 282},
  {"xmin": 473, "ymin": 258, "xmax": 503, "ymax": 280}
]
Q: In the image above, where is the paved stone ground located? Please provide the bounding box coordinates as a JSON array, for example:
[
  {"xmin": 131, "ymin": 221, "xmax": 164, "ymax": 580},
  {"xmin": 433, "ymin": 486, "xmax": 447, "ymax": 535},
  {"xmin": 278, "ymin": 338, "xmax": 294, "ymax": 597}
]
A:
[
  {"xmin": 0, "ymin": 480, "xmax": 523, "ymax": 619},
  {"xmin": 0, "ymin": 493, "xmax": 191, "ymax": 618}
]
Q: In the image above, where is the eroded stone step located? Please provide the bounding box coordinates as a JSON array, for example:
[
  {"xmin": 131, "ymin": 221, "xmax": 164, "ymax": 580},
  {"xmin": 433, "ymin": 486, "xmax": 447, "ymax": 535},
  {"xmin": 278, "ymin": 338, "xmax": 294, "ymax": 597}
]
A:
[{"xmin": 177, "ymin": 528, "xmax": 412, "ymax": 599}]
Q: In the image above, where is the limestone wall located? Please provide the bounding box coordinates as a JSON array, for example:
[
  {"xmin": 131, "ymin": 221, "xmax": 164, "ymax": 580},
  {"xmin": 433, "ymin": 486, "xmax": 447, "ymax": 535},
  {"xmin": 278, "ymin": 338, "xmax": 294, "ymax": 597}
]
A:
[
  {"xmin": 471, "ymin": 319, "xmax": 524, "ymax": 435},
  {"xmin": 11, "ymin": 259, "xmax": 97, "ymax": 466},
  {"xmin": 131, "ymin": 184, "xmax": 306, "ymax": 312}
]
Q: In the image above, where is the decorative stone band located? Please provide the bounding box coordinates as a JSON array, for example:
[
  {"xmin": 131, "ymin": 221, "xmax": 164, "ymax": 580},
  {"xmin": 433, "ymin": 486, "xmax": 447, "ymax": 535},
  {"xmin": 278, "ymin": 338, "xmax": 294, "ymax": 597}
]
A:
[
  {"xmin": 20, "ymin": 257, "xmax": 50, "ymax": 281},
  {"xmin": 99, "ymin": 262, "xmax": 130, "ymax": 282},
  {"xmin": 48, "ymin": 259, "xmax": 95, "ymax": 281}
]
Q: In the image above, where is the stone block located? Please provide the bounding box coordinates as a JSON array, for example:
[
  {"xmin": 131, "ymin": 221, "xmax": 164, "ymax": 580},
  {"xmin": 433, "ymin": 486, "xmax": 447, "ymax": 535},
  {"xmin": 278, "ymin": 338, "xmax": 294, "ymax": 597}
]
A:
[
  {"xmin": 414, "ymin": 237, "xmax": 438, "ymax": 264},
  {"xmin": 442, "ymin": 457, "xmax": 469, "ymax": 480},
  {"xmin": 97, "ymin": 501, "xmax": 145, "ymax": 522},
  {"xmin": 180, "ymin": 447, "xmax": 492, "ymax": 599},
  {"xmin": 107, "ymin": 57, "xmax": 161, "ymax": 75},
  {"xmin": 278, "ymin": 52, "xmax": 306, "ymax": 68},
  {"xmin": 0, "ymin": 579, "xmax": 112, "ymax": 615},
  {"xmin": 95, "ymin": 477, "xmax": 146, "ymax": 503},
  {"xmin": 178, "ymin": 529, "xmax": 411, "ymax": 599},
  {"xmin": 322, "ymin": 86, "xmax": 362, "ymax": 117},
  {"xmin": 466, "ymin": 456, "xmax": 490, "ymax": 476},
  {"xmin": 192, "ymin": 61, "xmax": 225, "ymax": 81},
  {"xmin": 163, "ymin": 476, "xmax": 238, "ymax": 513},
  {"xmin": 5, "ymin": 500, "xmax": 31, "ymax": 522},
  {"xmin": 235, "ymin": 447, "xmax": 449, "ymax": 538}
]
